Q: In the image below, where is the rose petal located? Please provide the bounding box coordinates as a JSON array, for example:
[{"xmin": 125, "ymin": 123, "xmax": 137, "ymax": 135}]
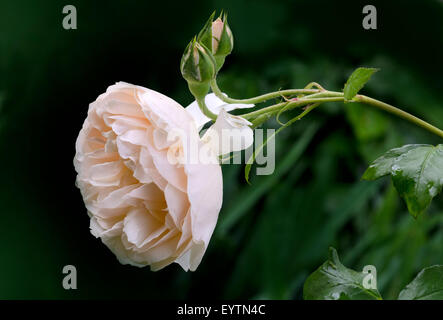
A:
[
  {"xmin": 185, "ymin": 93, "xmax": 254, "ymax": 130},
  {"xmin": 202, "ymin": 108, "xmax": 253, "ymax": 156},
  {"xmin": 164, "ymin": 183, "xmax": 189, "ymax": 227},
  {"xmin": 74, "ymin": 82, "xmax": 224, "ymax": 272}
]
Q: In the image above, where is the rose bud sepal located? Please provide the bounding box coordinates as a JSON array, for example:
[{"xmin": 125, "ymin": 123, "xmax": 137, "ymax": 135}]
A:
[
  {"xmin": 180, "ymin": 38, "xmax": 216, "ymax": 100},
  {"xmin": 197, "ymin": 12, "xmax": 234, "ymax": 72}
]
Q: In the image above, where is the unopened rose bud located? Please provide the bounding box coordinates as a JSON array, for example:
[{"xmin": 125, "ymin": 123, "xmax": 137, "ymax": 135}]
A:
[
  {"xmin": 180, "ymin": 38, "xmax": 216, "ymax": 100},
  {"xmin": 197, "ymin": 12, "xmax": 234, "ymax": 71}
]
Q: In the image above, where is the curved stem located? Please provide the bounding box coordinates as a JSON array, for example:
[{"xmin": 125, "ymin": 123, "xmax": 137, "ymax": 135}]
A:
[
  {"xmin": 197, "ymin": 98, "xmax": 217, "ymax": 121},
  {"xmin": 242, "ymin": 96, "xmax": 345, "ymax": 120},
  {"xmin": 212, "ymin": 74, "xmax": 443, "ymax": 139},
  {"xmin": 285, "ymin": 103, "xmax": 321, "ymax": 125},
  {"xmin": 242, "ymin": 91, "xmax": 443, "ymax": 140},
  {"xmin": 355, "ymin": 95, "xmax": 443, "ymax": 139},
  {"xmin": 302, "ymin": 91, "xmax": 343, "ymax": 99},
  {"xmin": 251, "ymin": 114, "xmax": 272, "ymax": 128},
  {"xmin": 210, "ymin": 79, "xmax": 320, "ymax": 104}
]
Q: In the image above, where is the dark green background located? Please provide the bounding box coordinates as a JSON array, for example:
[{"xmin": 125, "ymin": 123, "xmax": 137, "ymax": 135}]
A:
[{"xmin": 1, "ymin": 0, "xmax": 443, "ymax": 299}]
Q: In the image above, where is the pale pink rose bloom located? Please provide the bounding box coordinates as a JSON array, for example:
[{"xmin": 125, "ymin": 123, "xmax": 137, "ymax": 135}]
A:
[{"xmin": 74, "ymin": 82, "xmax": 223, "ymax": 271}]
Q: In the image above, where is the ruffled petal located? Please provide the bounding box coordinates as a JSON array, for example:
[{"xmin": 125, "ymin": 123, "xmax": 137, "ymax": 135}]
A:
[
  {"xmin": 186, "ymin": 93, "xmax": 254, "ymax": 130},
  {"xmin": 202, "ymin": 108, "xmax": 254, "ymax": 156},
  {"xmin": 74, "ymin": 82, "xmax": 224, "ymax": 272}
]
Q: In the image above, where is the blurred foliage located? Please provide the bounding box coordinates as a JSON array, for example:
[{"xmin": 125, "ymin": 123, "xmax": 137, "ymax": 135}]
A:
[{"xmin": 1, "ymin": 0, "xmax": 443, "ymax": 300}]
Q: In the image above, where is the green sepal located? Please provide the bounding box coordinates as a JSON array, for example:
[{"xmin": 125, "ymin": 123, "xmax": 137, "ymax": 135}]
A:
[
  {"xmin": 197, "ymin": 11, "xmax": 215, "ymax": 53},
  {"xmin": 214, "ymin": 13, "xmax": 234, "ymax": 59},
  {"xmin": 180, "ymin": 38, "xmax": 216, "ymax": 100}
]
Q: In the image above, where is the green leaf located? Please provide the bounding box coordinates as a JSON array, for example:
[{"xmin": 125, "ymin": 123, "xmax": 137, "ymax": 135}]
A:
[
  {"xmin": 398, "ymin": 266, "xmax": 443, "ymax": 300},
  {"xmin": 303, "ymin": 248, "xmax": 382, "ymax": 300},
  {"xmin": 343, "ymin": 67, "xmax": 379, "ymax": 101},
  {"xmin": 197, "ymin": 11, "xmax": 216, "ymax": 52},
  {"xmin": 362, "ymin": 144, "xmax": 443, "ymax": 218}
]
